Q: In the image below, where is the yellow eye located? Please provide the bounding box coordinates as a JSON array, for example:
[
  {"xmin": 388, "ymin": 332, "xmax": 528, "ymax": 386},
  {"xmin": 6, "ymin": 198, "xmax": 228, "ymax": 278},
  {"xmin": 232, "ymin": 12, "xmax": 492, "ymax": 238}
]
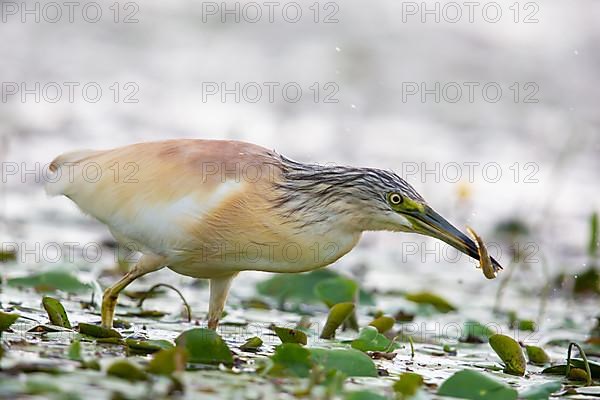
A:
[{"xmin": 389, "ymin": 193, "xmax": 403, "ymax": 205}]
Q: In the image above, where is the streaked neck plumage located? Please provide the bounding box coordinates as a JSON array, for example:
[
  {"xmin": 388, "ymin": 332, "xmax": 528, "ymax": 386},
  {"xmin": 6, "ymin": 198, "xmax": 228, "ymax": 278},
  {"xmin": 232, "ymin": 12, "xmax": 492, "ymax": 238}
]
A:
[{"xmin": 270, "ymin": 155, "xmax": 423, "ymax": 234}]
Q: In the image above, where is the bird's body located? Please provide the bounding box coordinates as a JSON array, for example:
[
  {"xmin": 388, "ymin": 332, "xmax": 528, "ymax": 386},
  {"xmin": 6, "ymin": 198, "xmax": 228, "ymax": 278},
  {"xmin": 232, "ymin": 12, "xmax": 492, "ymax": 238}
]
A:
[
  {"xmin": 48, "ymin": 140, "xmax": 360, "ymax": 277},
  {"xmin": 47, "ymin": 139, "xmax": 501, "ymax": 329}
]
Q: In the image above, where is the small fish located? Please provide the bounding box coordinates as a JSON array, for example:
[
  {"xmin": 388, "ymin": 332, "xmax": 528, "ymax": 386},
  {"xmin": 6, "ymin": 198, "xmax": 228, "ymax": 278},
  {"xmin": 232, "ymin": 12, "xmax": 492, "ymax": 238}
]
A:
[{"xmin": 467, "ymin": 227, "xmax": 496, "ymax": 279}]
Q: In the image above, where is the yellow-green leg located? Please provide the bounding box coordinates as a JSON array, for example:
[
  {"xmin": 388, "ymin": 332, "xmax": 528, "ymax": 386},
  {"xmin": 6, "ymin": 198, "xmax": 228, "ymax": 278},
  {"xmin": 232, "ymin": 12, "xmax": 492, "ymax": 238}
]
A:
[
  {"xmin": 101, "ymin": 254, "xmax": 165, "ymax": 328},
  {"xmin": 207, "ymin": 274, "xmax": 237, "ymax": 330}
]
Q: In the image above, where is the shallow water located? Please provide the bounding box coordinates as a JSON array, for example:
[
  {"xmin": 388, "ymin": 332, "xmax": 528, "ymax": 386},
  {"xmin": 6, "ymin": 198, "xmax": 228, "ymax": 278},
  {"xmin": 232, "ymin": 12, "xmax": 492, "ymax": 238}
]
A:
[{"xmin": 1, "ymin": 0, "xmax": 599, "ymax": 398}]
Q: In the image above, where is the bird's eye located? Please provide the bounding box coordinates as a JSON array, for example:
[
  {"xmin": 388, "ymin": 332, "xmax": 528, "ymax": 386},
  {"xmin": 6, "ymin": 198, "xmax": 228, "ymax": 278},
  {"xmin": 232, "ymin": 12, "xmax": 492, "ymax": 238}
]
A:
[{"xmin": 388, "ymin": 193, "xmax": 403, "ymax": 205}]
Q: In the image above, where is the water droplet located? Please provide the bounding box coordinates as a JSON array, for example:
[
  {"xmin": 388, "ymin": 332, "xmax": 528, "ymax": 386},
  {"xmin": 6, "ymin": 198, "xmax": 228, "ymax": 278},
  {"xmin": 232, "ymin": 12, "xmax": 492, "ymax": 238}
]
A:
[
  {"xmin": 350, "ymin": 104, "xmax": 356, "ymax": 109},
  {"xmin": 573, "ymin": 49, "xmax": 579, "ymax": 55},
  {"xmin": 335, "ymin": 47, "xmax": 341, "ymax": 52}
]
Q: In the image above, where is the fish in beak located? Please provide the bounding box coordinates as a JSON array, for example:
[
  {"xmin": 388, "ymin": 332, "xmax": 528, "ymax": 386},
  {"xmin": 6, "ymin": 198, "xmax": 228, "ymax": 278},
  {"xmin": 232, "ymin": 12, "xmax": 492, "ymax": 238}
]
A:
[{"xmin": 406, "ymin": 206, "xmax": 503, "ymax": 274}]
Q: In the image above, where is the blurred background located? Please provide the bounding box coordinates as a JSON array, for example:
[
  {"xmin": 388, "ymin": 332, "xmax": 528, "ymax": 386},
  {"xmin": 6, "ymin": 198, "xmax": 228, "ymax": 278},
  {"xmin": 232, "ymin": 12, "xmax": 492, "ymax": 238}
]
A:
[{"xmin": 1, "ymin": 0, "xmax": 599, "ymax": 322}]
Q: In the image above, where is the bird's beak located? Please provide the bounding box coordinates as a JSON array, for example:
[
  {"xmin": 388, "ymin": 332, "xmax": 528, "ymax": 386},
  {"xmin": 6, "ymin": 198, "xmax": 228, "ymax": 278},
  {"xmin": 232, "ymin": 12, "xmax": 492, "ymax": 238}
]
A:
[{"xmin": 406, "ymin": 206, "xmax": 502, "ymax": 271}]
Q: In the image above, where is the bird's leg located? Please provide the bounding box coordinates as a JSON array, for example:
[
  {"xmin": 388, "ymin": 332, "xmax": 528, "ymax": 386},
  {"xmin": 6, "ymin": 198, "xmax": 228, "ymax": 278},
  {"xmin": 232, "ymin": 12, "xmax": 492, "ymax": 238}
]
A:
[
  {"xmin": 101, "ymin": 254, "xmax": 165, "ymax": 328},
  {"xmin": 207, "ymin": 274, "xmax": 237, "ymax": 330}
]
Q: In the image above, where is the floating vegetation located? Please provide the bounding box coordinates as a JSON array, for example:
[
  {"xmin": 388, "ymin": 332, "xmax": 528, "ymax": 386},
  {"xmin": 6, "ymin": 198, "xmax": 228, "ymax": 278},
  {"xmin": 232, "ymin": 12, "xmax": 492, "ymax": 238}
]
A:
[
  {"xmin": 7, "ymin": 269, "xmax": 91, "ymax": 293},
  {"xmin": 175, "ymin": 328, "xmax": 233, "ymax": 366},
  {"xmin": 78, "ymin": 322, "xmax": 122, "ymax": 339},
  {"xmin": 404, "ymin": 292, "xmax": 456, "ymax": 313},
  {"xmin": 320, "ymin": 302, "xmax": 355, "ymax": 339},
  {"xmin": 0, "ymin": 212, "xmax": 598, "ymax": 398},
  {"xmin": 42, "ymin": 296, "xmax": 71, "ymax": 328},
  {"xmin": 488, "ymin": 334, "xmax": 527, "ymax": 376},
  {"xmin": 270, "ymin": 325, "xmax": 308, "ymax": 345}
]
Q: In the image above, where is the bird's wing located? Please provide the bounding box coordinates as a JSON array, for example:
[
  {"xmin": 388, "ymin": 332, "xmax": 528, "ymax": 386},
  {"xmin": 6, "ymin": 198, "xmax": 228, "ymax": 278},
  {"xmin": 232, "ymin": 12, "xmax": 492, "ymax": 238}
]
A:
[{"xmin": 46, "ymin": 139, "xmax": 282, "ymax": 256}]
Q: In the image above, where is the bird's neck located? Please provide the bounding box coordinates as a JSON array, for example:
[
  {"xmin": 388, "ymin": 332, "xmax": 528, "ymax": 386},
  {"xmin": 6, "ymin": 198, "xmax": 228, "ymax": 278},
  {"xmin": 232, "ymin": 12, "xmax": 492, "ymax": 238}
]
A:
[{"xmin": 270, "ymin": 158, "xmax": 377, "ymax": 235}]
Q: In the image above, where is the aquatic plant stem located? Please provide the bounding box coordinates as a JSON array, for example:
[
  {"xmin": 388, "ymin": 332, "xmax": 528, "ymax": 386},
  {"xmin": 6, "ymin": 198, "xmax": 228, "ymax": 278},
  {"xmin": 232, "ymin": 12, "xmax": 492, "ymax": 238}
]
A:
[
  {"xmin": 137, "ymin": 284, "xmax": 192, "ymax": 322},
  {"xmin": 566, "ymin": 342, "xmax": 592, "ymax": 386}
]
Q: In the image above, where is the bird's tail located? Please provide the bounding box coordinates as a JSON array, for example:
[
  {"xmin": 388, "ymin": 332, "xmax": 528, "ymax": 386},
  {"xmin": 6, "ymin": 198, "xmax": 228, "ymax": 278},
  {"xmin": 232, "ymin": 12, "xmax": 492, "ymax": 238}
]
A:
[{"xmin": 45, "ymin": 149, "xmax": 102, "ymax": 196}]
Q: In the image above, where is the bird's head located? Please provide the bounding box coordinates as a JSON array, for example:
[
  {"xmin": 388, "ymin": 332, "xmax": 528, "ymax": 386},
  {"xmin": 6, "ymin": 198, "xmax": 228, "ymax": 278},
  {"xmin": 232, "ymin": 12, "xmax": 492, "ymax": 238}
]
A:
[
  {"xmin": 276, "ymin": 158, "xmax": 502, "ymax": 273},
  {"xmin": 353, "ymin": 168, "xmax": 502, "ymax": 272}
]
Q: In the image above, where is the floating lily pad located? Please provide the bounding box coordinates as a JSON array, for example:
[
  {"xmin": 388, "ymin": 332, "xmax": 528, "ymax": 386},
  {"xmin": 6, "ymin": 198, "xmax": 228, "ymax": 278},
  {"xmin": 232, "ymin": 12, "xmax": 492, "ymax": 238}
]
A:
[
  {"xmin": 126, "ymin": 339, "xmax": 173, "ymax": 355},
  {"xmin": 315, "ymin": 277, "xmax": 358, "ymax": 307},
  {"xmin": 345, "ymin": 390, "xmax": 387, "ymax": 400},
  {"xmin": 106, "ymin": 359, "xmax": 148, "ymax": 381},
  {"xmin": 393, "ymin": 372, "xmax": 424, "ymax": 398},
  {"xmin": 542, "ymin": 358, "xmax": 600, "ymax": 379},
  {"xmin": 123, "ymin": 310, "xmax": 168, "ymax": 318},
  {"xmin": 461, "ymin": 320, "xmax": 497, "ymax": 343},
  {"xmin": 68, "ymin": 339, "xmax": 82, "ymax": 361},
  {"xmin": 257, "ymin": 270, "xmax": 374, "ymax": 305},
  {"xmin": 405, "ymin": 292, "xmax": 456, "ymax": 313},
  {"xmin": 351, "ymin": 326, "xmax": 397, "ymax": 352},
  {"xmin": 268, "ymin": 343, "xmax": 312, "ymax": 377},
  {"xmin": 42, "ymin": 296, "xmax": 71, "ymax": 329},
  {"xmin": 240, "ymin": 336, "xmax": 263, "ymax": 352},
  {"xmin": 175, "ymin": 328, "xmax": 233, "ymax": 366},
  {"xmin": 7, "ymin": 269, "xmax": 91, "ymax": 293},
  {"xmin": 271, "ymin": 325, "xmax": 308, "ymax": 345},
  {"xmin": 310, "ymin": 348, "xmax": 377, "ymax": 377},
  {"xmin": 519, "ymin": 381, "xmax": 562, "ymax": 400},
  {"xmin": 438, "ymin": 369, "xmax": 518, "ymax": 400},
  {"xmin": 525, "ymin": 345, "xmax": 550, "ymax": 365},
  {"xmin": 147, "ymin": 347, "xmax": 188, "ymax": 376},
  {"xmin": 368, "ymin": 315, "xmax": 395, "ymax": 334},
  {"xmin": 0, "ymin": 312, "xmax": 19, "ymax": 331},
  {"xmin": 321, "ymin": 302, "xmax": 355, "ymax": 339},
  {"xmin": 78, "ymin": 323, "xmax": 122, "ymax": 339},
  {"xmin": 488, "ymin": 334, "xmax": 527, "ymax": 376}
]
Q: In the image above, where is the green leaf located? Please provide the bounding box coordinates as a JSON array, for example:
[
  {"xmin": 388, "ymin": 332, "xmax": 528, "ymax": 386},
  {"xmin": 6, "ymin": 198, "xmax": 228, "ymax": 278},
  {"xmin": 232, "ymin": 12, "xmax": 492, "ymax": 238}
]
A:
[
  {"xmin": 345, "ymin": 390, "xmax": 387, "ymax": 400},
  {"xmin": 310, "ymin": 348, "xmax": 377, "ymax": 377},
  {"xmin": 126, "ymin": 339, "xmax": 173, "ymax": 355},
  {"xmin": 257, "ymin": 269, "xmax": 374, "ymax": 305},
  {"xmin": 78, "ymin": 323, "xmax": 122, "ymax": 339},
  {"xmin": 268, "ymin": 343, "xmax": 312, "ymax": 377},
  {"xmin": 271, "ymin": 325, "xmax": 308, "ymax": 345},
  {"xmin": 517, "ymin": 320, "xmax": 536, "ymax": 331},
  {"xmin": 488, "ymin": 334, "xmax": 527, "ymax": 376},
  {"xmin": 175, "ymin": 328, "xmax": 233, "ymax": 366},
  {"xmin": 240, "ymin": 336, "xmax": 263, "ymax": 352},
  {"xmin": 67, "ymin": 339, "xmax": 82, "ymax": 361},
  {"xmin": 589, "ymin": 211, "xmax": 599, "ymax": 258},
  {"xmin": 525, "ymin": 345, "xmax": 550, "ymax": 365},
  {"xmin": 8, "ymin": 269, "xmax": 91, "ymax": 293},
  {"xmin": 573, "ymin": 267, "xmax": 600, "ymax": 295},
  {"xmin": 351, "ymin": 326, "xmax": 397, "ymax": 352},
  {"xmin": 519, "ymin": 381, "xmax": 562, "ymax": 400},
  {"xmin": 0, "ymin": 248, "xmax": 17, "ymax": 263},
  {"xmin": 320, "ymin": 302, "xmax": 355, "ymax": 339},
  {"xmin": 438, "ymin": 370, "xmax": 518, "ymax": 400},
  {"xmin": 461, "ymin": 320, "xmax": 496, "ymax": 342},
  {"xmin": 393, "ymin": 372, "xmax": 424, "ymax": 398},
  {"xmin": 315, "ymin": 277, "xmax": 358, "ymax": 307},
  {"xmin": 368, "ymin": 315, "xmax": 395, "ymax": 334},
  {"xmin": 106, "ymin": 359, "xmax": 148, "ymax": 382},
  {"xmin": 405, "ymin": 292, "xmax": 456, "ymax": 313},
  {"xmin": 147, "ymin": 347, "xmax": 188, "ymax": 376},
  {"xmin": 0, "ymin": 311, "xmax": 19, "ymax": 331},
  {"xmin": 42, "ymin": 297, "xmax": 71, "ymax": 329},
  {"xmin": 542, "ymin": 358, "xmax": 600, "ymax": 379}
]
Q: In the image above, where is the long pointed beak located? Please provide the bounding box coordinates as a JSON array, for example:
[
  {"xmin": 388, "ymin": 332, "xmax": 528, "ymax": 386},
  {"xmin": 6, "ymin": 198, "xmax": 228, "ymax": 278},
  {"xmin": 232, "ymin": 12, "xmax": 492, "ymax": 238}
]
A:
[{"xmin": 407, "ymin": 206, "xmax": 502, "ymax": 272}]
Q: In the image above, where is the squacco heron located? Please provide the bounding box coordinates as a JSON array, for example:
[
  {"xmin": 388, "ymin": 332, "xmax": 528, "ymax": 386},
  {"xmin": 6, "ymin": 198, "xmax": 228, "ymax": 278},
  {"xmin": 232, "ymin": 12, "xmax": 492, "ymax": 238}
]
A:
[{"xmin": 46, "ymin": 139, "xmax": 501, "ymax": 329}]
